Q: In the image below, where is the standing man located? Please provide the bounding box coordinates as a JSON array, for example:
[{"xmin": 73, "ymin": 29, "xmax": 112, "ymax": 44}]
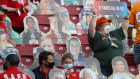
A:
[
  {"xmin": 32, "ymin": 51, "xmax": 55, "ymax": 79},
  {"xmin": 128, "ymin": 2, "xmax": 140, "ymax": 66},
  {"xmin": 0, "ymin": 54, "xmax": 31, "ymax": 79},
  {"xmin": 0, "ymin": 0, "xmax": 30, "ymax": 34}
]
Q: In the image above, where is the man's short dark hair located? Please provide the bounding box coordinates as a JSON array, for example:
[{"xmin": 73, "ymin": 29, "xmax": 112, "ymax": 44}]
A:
[
  {"xmin": 39, "ymin": 51, "xmax": 53, "ymax": 65},
  {"xmin": 6, "ymin": 54, "xmax": 20, "ymax": 67}
]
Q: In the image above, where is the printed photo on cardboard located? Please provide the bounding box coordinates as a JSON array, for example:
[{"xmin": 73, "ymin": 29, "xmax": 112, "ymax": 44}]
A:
[
  {"xmin": 77, "ymin": 10, "xmax": 93, "ymax": 34},
  {"xmin": 66, "ymin": 36, "xmax": 89, "ymax": 66},
  {"xmin": 108, "ymin": 56, "xmax": 136, "ymax": 79},
  {"xmin": 38, "ymin": 0, "xmax": 61, "ymax": 15},
  {"xmin": 83, "ymin": 0, "xmax": 94, "ymax": 11},
  {"xmin": 84, "ymin": 56, "xmax": 107, "ymax": 79},
  {"xmin": 20, "ymin": 16, "xmax": 45, "ymax": 45},
  {"xmin": 80, "ymin": 68, "xmax": 96, "ymax": 79},
  {"xmin": 2, "ymin": 19, "xmax": 21, "ymax": 44},
  {"xmin": 46, "ymin": 7, "xmax": 77, "ymax": 44}
]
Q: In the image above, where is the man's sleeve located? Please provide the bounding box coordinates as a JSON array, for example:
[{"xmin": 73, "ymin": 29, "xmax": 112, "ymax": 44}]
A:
[
  {"xmin": 0, "ymin": 0, "xmax": 8, "ymax": 5},
  {"xmin": 129, "ymin": 5, "xmax": 135, "ymax": 28},
  {"xmin": 24, "ymin": 0, "xmax": 29, "ymax": 6}
]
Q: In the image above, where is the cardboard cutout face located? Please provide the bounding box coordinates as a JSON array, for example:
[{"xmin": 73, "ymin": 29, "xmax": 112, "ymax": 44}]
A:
[
  {"xmin": 80, "ymin": 68, "xmax": 96, "ymax": 79},
  {"xmin": 77, "ymin": 10, "xmax": 93, "ymax": 34},
  {"xmin": 66, "ymin": 36, "xmax": 85, "ymax": 66},
  {"xmin": 108, "ymin": 56, "xmax": 135, "ymax": 79},
  {"xmin": 46, "ymin": 7, "xmax": 76, "ymax": 44},
  {"xmin": 21, "ymin": 16, "xmax": 45, "ymax": 45},
  {"xmin": 84, "ymin": 56, "xmax": 107, "ymax": 79},
  {"xmin": 39, "ymin": 37, "xmax": 55, "ymax": 53},
  {"xmin": 49, "ymin": 68, "xmax": 66, "ymax": 79},
  {"xmin": 38, "ymin": 0, "xmax": 61, "ymax": 15}
]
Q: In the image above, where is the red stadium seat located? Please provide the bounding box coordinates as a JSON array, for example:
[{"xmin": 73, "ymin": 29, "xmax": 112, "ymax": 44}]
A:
[
  {"xmin": 82, "ymin": 44, "xmax": 93, "ymax": 55},
  {"xmin": 33, "ymin": 15, "xmax": 53, "ymax": 25},
  {"xmin": 39, "ymin": 25, "xmax": 50, "ymax": 34},
  {"xmin": 64, "ymin": 5, "xmax": 83, "ymax": 15},
  {"xmin": 124, "ymin": 53, "xmax": 136, "ymax": 66},
  {"xmin": 128, "ymin": 66, "xmax": 138, "ymax": 76},
  {"xmin": 21, "ymin": 55, "xmax": 34, "ymax": 67},
  {"xmin": 16, "ymin": 44, "xmax": 39, "ymax": 56},
  {"xmin": 54, "ymin": 44, "xmax": 67, "ymax": 55},
  {"xmin": 69, "ymin": 15, "xmax": 79, "ymax": 24},
  {"xmin": 16, "ymin": 44, "xmax": 39, "ymax": 67}
]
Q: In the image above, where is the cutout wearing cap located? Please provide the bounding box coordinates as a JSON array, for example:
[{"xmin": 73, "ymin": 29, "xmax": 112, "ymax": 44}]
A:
[{"xmin": 96, "ymin": 17, "xmax": 112, "ymax": 26}]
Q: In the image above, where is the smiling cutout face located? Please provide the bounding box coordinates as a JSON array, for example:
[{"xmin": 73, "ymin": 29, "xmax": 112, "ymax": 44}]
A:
[{"xmin": 115, "ymin": 61, "xmax": 125, "ymax": 73}]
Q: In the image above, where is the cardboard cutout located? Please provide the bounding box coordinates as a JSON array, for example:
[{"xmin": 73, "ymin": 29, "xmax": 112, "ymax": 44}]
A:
[
  {"xmin": 3, "ymin": 19, "xmax": 21, "ymax": 44},
  {"xmin": 83, "ymin": 0, "xmax": 94, "ymax": 11},
  {"xmin": 20, "ymin": 16, "xmax": 45, "ymax": 45},
  {"xmin": 46, "ymin": 7, "xmax": 76, "ymax": 44},
  {"xmin": 39, "ymin": 37, "xmax": 61, "ymax": 66},
  {"xmin": 49, "ymin": 68, "xmax": 66, "ymax": 79},
  {"xmin": 84, "ymin": 56, "xmax": 107, "ymax": 79},
  {"xmin": 77, "ymin": 10, "xmax": 93, "ymax": 34},
  {"xmin": 39, "ymin": 0, "xmax": 60, "ymax": 15},
  {"xmin": 66, "ymin": 36, "xmax": 88, "ymax": 66},
  {"xmin": 108, "ymin": 56, "xmax": 136, "ymax": 79},
  {"xmin": 0, "ymin": 33, "xmax": 13, "ymax": 56},
  {"xmin": 80, "ymin": 68, "xmax": 96, "ymax": 79}
]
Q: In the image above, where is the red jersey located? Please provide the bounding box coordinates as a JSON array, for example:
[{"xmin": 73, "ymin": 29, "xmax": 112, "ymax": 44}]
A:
[
  {"xmin": 0, "ymin": 21, "xmax": 8, "ymax": 34},
  {"xmin": 129, "ymin": 3, "xmax": 140, "ymax": 45},
  {"xmin": 0, "ymin": 0, "xmax": 29, "ymax": 27},
  {"xmin": 0, "ymin": 67, "xmax": 31, "ymax": 79}
]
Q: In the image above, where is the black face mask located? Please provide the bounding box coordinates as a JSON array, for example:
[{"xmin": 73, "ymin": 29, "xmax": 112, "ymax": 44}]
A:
[
  {"xmin": 45, "ymin": 62, "xmax": 55, "ymax": 69},
  {"xmin": 3, "ymin": 62, "xmax": 8, "ymax": 70}
]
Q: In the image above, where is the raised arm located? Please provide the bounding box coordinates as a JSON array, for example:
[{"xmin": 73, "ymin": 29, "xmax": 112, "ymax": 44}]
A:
[
  {"xmin": 88, "ymin": 7, "xmax": 98, "ymax": 38},
  {"xmin": 121, "ymin": 10, "xmax": 130, "ymax": 34},
  {"xmin": 1, "ymin": 5, "xmax": 18, "ymax": 12}
]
